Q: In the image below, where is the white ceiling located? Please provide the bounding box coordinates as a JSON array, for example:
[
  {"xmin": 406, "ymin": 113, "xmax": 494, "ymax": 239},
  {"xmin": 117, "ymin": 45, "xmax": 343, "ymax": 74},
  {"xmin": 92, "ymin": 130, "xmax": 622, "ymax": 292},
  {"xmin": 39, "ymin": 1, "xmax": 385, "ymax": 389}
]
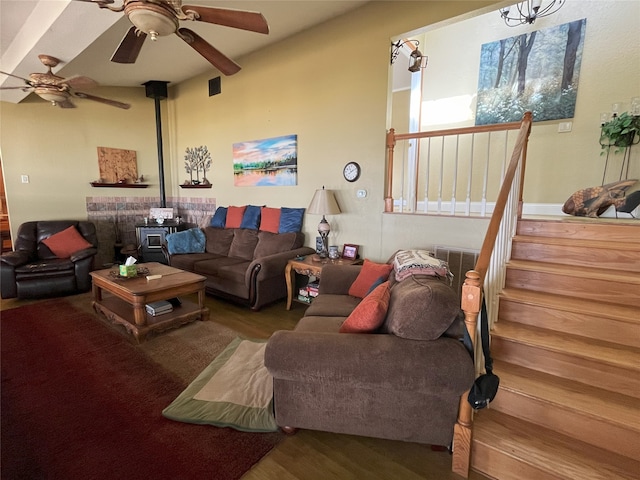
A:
[{"xmin": 0, "ymin": 0, "xmax": 369, "ymax": 103}]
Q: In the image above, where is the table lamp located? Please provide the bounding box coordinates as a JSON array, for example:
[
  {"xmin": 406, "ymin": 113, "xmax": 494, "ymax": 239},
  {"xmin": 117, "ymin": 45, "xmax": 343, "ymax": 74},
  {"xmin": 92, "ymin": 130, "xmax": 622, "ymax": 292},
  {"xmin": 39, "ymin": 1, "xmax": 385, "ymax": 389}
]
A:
[{"xmin": 307, "ymin": 186, "xmax": 341, "ymax": 258}]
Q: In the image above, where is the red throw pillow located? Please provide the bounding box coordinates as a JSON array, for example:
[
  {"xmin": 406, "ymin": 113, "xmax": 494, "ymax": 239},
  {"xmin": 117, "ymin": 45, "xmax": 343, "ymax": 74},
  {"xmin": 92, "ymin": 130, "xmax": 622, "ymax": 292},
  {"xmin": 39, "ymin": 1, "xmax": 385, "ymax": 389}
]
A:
[
  {"xmin": 225, "ymin": 206, "xmax": 247, "ymax": 228},
  {"xmin": 260, "ymin": 207, "xmax": 281, "ymax": 233},
  {"xmin": 340, "ymin": 281, "xmax": 390, "ymax": 333},
  {"xmin": 348, "ymin": 259, "xmax": 393, "ymax": 298},
  {"xmin": 41, "ymin": 225, "xmax": 93, "ymax": 258}
]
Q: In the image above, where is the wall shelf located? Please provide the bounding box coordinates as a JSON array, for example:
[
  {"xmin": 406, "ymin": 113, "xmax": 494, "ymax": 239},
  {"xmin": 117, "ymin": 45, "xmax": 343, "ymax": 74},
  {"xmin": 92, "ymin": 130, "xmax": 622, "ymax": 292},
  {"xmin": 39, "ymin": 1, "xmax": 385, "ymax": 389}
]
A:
[
  {"xmin": 90, "ymin": 182, "xmax": 149, "ymax": 188},
  {"xmin": 179, "ymin": 184, "xmax": 212, "ymax": 189}
]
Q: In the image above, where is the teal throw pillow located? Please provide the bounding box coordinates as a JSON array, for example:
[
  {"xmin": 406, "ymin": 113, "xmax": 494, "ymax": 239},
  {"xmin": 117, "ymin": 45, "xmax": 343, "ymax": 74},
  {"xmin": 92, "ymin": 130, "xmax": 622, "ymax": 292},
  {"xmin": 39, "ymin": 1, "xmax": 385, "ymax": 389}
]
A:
[{"xmin": 166, "ymin": 228, "xmax": 206, "ymax": 255}]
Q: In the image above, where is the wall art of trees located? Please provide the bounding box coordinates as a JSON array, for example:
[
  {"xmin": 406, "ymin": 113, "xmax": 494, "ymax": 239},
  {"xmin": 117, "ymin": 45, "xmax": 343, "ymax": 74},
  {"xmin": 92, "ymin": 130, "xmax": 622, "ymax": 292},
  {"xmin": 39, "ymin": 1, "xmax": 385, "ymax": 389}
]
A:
[
  {"xmin": 184, "ymin": 145, "xmax": 212, "ymax": 184},
  {"xmin": 475, "ymin": 18, "xmax": 586, "ymax": 125}
]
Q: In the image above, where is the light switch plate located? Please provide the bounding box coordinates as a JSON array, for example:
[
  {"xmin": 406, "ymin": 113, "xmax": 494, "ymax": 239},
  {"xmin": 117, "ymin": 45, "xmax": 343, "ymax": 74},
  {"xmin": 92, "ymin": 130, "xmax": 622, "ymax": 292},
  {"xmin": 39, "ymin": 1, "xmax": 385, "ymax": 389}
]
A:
[
  {"xmin": 21, "ymin": 175, "xmax": 29, "ymax": 183},
  {"xmin": 558, "ymin": 121, "xmax": 572, "ymax": 133}
]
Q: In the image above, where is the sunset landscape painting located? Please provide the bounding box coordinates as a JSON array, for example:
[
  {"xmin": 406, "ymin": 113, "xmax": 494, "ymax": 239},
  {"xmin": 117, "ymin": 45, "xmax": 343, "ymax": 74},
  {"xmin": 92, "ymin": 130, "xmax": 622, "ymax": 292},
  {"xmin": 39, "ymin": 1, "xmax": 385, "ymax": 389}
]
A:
[{"xmin": 232, "ymin": 134, "xmax": 298, "ymax": 186}]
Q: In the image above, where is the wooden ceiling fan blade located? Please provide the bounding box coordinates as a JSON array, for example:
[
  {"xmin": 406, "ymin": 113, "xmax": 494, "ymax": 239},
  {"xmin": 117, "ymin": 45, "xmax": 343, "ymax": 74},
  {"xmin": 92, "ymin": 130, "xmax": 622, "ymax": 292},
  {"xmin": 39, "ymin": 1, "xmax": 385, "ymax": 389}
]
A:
[
  {"xmin": 0, "ymin": 70, "xmax": 32, "ymax": 84},
  {"xmin": 111, "ymin": 26, "xmax": 147, "ymax": 64},
  {"xmin": 59, "ymin": 75, "xmax": 99, "ymax": 90},
  {"xmin": 0, "ymin": 86, "xmax": 32, "ymax": 90},
  {"xmin": 74, "ymin": 91, "xmax": 131, "ymax": 110},
  {"xmin": 178, "ymin": 28, "xmax": 241, "ymax": 76},
  {"xmin": 182, "ymin": 5, "xmax": 269, "ymax": 34}
]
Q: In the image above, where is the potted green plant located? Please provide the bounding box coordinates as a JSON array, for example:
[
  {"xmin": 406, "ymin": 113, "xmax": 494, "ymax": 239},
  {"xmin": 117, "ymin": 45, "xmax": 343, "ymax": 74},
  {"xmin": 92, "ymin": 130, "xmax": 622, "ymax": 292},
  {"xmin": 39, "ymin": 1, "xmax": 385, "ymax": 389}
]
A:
[{"xmin": 600, "ymin": 111, "xmax": 640, "ymax": 155}]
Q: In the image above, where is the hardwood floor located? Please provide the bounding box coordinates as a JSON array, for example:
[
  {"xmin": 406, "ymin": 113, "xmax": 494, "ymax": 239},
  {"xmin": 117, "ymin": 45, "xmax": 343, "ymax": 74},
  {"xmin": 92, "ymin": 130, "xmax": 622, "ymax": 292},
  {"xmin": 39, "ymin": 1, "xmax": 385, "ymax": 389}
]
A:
[{"xmin": 1, "ymin": 293, "xmax": 486, "ymax": 480}]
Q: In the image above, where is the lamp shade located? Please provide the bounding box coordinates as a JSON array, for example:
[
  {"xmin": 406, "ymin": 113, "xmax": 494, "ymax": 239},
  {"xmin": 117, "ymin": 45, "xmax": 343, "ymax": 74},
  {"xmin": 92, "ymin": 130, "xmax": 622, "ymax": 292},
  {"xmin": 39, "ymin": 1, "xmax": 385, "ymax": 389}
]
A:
[{"xmin": 307, "ymin": 187, "xmax": 341, "ymax": 215}]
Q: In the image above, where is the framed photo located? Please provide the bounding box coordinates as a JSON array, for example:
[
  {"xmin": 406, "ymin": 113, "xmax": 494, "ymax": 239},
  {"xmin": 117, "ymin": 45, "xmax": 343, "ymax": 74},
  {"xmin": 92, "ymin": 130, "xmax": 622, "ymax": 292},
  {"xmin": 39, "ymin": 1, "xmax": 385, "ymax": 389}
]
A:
[{"xmin": 342, "ymin": 244, "xmax": 359, "ymax": 260}]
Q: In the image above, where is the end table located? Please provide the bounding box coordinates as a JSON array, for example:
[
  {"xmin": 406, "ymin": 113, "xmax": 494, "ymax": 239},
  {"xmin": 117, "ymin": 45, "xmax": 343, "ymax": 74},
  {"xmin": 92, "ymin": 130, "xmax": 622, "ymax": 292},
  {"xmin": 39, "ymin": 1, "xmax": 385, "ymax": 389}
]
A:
[{"xmin": 285, "ymin": 255, "xmax": 363, "ymax": 310}]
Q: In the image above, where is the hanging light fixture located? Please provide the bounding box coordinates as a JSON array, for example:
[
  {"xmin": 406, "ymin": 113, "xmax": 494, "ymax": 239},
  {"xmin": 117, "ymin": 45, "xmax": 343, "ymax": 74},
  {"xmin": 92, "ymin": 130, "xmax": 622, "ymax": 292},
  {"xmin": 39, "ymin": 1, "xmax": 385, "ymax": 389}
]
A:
[
  {"xmin": 500, "ymin": 0, "xmax": 565, "ymax": 26},
  {"xmin": 408, "ymin": 49, "xmax": 428, "ymax": 73},
  {"xmin": 390, "ymin": 39, "xmax": 428, "ymax": 73}
]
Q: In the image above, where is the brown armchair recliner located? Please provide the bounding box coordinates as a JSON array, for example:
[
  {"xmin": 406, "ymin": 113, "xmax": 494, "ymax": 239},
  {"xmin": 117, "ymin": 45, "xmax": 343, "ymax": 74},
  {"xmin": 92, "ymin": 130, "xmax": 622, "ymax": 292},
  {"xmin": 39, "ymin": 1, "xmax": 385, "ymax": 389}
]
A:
[{"xmin": 1, "ymin": 220, "xmax": 98, "ymax": 299}]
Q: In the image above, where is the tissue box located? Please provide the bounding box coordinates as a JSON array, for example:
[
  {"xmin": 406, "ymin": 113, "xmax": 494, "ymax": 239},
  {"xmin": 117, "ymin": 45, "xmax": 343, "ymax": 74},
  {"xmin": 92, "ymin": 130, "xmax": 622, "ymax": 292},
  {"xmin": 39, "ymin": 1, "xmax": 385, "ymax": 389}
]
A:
[{"xmin": 119, "ymin": 265, "xmax": 137, "ymax": 277}]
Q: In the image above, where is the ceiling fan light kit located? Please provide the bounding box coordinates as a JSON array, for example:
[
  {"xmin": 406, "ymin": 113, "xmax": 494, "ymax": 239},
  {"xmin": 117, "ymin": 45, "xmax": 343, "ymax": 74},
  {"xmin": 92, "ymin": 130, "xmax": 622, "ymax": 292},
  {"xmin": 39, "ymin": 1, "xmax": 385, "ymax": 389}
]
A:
[
  {"xmin": 125, "ymin": 2, "xmax": 179, "ymax": 40},
  {"xmin": 0, "ymin": 54, "xmax": 130, "ymax": 109},
  {"xmin": 34, "ymin": 87, "xmax": 69, "ymax": 107},
  {"xmin": 80, "ymin": 0, "xmax": 269, "ymax": 76}
]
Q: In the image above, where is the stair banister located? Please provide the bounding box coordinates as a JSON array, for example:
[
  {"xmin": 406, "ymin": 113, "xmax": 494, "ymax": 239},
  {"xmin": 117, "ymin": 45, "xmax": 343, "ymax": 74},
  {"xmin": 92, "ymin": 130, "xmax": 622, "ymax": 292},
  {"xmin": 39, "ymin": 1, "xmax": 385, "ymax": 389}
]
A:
[
  {"xmin": 384, "ymin": 121, "xmax": 525, "ymax": 214},
  {"xmin": 384, "ymin": 113, "xmax": 533, "ymax": 476},
  {"xmin": 385, "ymin": 128, "xmax": 396, "ymax": 213},
  {"xmin": 451, "ymin": 111, "xmax": 532, "ymax": 477}
]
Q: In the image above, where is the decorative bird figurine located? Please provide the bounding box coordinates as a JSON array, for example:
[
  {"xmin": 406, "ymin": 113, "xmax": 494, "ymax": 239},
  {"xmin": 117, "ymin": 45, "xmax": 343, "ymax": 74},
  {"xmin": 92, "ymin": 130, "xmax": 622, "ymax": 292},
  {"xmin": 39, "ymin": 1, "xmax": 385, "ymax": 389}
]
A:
[
  {"xmin": 562, "ymin": 179, "xmax": 638, "ymax": 217},
  {"xmin": 615, "ymin": 190, "xmax": 640, "ymax": 218}
]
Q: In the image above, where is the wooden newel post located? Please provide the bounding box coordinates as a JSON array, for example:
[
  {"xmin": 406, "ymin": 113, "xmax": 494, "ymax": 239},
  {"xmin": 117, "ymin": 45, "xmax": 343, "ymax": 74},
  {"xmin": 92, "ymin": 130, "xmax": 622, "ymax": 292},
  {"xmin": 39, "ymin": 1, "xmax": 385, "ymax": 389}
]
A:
[
  {"xmin": 384, "ymin": 128, "xmax": 396, "ymax": 213},
  {"xmin": 452, "ymin": 270, "xmax": 482, "ymax": 478}
]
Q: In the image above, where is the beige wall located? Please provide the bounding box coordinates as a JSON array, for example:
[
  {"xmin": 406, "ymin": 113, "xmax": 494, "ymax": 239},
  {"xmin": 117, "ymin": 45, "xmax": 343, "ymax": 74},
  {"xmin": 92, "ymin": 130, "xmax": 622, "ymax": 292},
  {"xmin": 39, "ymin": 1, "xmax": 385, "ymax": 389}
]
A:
[
  {"xmin": 0, "ymin": 86, "xmax": 161, "ymax": 219},
  {"xmin": 416, "ymin": 0, "xmax": 640, "ymax": 203},
  {"xmin": 2, "ymin": 0, "xmax": 638, "ymax": 263}
]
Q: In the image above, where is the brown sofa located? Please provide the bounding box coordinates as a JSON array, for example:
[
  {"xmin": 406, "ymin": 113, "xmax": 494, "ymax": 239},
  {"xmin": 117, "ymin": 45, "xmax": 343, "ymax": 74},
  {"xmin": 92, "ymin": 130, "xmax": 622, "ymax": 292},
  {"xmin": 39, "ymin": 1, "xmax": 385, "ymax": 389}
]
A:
[
  {"xmin": 0, "ymin": 220, "xmax": 98, "ymax": 299},
  {"xmin": 166, "ymin": 226, "xmax": 315, "ymax": 310},
  {"xmin": 264, "ymin": 263, "xmax": 475, "ymax": 447}
]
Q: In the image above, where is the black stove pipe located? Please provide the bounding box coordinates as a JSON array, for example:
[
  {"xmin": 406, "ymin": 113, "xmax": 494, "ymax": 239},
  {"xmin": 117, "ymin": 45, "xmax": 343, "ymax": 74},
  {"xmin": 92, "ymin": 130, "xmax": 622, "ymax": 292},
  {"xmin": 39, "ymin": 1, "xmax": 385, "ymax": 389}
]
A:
[{"xmin": 144, "ymin": 81, "xmax": 170, "ymax": 208}]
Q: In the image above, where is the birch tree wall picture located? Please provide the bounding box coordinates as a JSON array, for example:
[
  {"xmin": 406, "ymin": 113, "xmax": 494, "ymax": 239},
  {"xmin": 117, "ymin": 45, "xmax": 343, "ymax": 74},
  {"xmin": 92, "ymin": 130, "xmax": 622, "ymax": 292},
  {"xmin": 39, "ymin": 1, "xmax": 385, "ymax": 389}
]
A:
[{"xmin": 475, "ymin": 18, "xmax": 586, "ymax": 125}]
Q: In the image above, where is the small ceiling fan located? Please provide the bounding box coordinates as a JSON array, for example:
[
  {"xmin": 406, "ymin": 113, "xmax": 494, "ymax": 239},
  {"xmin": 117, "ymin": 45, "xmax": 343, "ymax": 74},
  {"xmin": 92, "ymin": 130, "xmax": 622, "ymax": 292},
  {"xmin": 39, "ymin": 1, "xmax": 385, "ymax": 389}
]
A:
[
  {"xmin": 0, "ymin": 54, "xmax": 131, "ymax": 109},
  {"xmin": 77, "ymin": 0, "xmax": 270, "ymax": 76}
]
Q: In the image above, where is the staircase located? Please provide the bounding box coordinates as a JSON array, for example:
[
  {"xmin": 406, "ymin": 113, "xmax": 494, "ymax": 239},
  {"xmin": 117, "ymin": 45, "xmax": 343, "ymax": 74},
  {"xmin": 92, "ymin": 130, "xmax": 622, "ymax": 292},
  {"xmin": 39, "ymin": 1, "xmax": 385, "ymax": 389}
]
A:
[{"xmin": 470, "ymin": 217, "xmax": 640, "ymax": 480}]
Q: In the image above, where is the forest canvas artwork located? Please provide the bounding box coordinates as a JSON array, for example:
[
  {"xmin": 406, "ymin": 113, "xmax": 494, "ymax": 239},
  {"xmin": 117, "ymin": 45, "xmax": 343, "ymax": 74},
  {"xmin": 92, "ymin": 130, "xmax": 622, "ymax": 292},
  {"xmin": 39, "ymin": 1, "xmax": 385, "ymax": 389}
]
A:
[
  {"xmin": 475, "ymin": 18, "xmax": 586, "ymax": 125},
  {"xmin": 233, "ymin": 134, "xmax": 298, "ymax": 187}
]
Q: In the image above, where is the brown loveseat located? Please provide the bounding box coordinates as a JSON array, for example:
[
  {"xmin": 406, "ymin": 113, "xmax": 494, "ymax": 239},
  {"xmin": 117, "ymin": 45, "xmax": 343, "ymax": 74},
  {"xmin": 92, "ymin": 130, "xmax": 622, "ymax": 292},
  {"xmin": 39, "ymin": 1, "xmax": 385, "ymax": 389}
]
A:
[
  {"xmin": 264, "ymin": 263, "xmax": 475, "ymax": 447},
  {"xmin": 165, "ymin": 226, "xmax": 315, "ymax": 310},
  {"xmin": 0, "ymin": 220, "xmax": 98, "ymax": 299}
]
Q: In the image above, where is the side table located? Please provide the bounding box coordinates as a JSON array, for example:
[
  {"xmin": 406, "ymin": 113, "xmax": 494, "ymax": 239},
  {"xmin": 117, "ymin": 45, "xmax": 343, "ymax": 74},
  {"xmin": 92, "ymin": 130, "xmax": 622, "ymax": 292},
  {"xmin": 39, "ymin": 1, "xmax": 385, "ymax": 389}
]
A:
[{"xmin": 285, "ymin": 255, "xmax": 363, "ymax": 310}]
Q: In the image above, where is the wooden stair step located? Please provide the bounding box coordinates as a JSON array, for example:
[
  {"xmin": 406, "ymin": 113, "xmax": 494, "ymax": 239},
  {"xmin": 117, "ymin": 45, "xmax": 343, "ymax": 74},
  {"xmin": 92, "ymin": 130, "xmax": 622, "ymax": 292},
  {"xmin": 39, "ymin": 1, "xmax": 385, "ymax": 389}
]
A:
[
  {"xmin": 491, "ymin": 321, "xmax": 640, "ymax": 398},
  {"xmin": 472, "ymin": 409, "xmax": 640, "ymax": 480},
  {"xmin": 511, "ymin": 235, "xmax": 640, "ymax": 272},
  {"xmin": 517, "ymin": 218, "xmax": 640, "ymax": 244},
  {"xmin": 491, "ymin": 360, "xmax": 640, "ymax": 459},
  {"xmin": 506, "ymin": 258, "xmax": 640, "ymax": 284},
  {"xmin": 468, "ymin": 218, "xmax": 640, "ymax": 479},
  {"xmin": 505, "ymin": 259, "xmax": 640, "ymax": 307},
  {"xmin": 499, "ymin": 288, "xmax": 640, "ymax": 348},
  {"xmin": 492, "ymin": 321, "xmax": 640, "ymax": 371}
]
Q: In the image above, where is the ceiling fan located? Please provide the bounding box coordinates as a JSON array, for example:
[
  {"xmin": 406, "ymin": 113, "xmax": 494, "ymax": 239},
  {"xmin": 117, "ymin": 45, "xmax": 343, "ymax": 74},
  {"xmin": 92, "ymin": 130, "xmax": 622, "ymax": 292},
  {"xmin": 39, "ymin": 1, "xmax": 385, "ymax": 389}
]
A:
[
  {"xmin": 0, "ymin": 54, "xmax": 131, "ymax": 109},
  {"xmin": 78, "ymin": 0, "xmax": 270, "ymax": 76}
]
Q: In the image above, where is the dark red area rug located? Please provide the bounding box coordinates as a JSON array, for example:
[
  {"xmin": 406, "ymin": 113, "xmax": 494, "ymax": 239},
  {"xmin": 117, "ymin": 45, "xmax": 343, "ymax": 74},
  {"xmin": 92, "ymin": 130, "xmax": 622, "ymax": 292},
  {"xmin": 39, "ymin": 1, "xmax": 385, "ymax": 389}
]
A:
[{"xmin": 1, "ymin": 299, "xmax": 282, "ymax": 480}]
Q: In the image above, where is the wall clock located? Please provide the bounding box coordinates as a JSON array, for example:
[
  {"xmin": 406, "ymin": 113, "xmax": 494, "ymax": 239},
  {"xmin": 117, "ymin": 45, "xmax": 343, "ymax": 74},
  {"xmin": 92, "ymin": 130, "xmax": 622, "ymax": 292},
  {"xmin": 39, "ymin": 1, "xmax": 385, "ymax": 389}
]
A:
[{"xmin": 343, "ymin": 161, "xmax": 361, "ymax": 182}]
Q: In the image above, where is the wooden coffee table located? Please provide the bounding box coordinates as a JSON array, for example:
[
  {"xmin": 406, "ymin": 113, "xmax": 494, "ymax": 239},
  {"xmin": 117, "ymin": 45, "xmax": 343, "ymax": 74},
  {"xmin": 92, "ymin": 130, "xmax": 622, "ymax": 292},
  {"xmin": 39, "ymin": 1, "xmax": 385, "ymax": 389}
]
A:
[{"xmin": 90, "ymin": 262, "xmax": 209, "ymax": 343}]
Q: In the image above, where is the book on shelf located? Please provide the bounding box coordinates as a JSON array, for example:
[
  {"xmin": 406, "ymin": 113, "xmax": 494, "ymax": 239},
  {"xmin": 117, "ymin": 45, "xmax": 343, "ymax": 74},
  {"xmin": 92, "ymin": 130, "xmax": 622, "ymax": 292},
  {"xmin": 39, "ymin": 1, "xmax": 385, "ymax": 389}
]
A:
[
  {"xmin": 146, "ymin": 300, "xmax": 173, "ymax": 316},
  {"xmin": 297, "ymin": 294, "xmax": 312, "ymax": 304}
]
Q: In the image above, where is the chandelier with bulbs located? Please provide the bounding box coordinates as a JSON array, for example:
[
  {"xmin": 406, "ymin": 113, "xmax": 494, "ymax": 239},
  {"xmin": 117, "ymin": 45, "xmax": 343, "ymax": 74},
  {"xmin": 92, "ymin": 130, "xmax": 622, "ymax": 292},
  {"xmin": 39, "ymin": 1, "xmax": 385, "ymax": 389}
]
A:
[{"xmin": 500, "ymin": 0, "xmax": 565, "ymax": 26}]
